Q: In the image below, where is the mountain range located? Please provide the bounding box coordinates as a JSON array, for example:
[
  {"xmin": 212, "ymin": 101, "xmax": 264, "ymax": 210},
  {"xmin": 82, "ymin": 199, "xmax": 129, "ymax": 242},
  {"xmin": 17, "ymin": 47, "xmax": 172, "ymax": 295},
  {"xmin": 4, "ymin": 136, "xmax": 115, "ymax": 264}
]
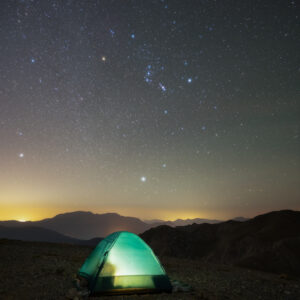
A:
[
  {"xmin": 0, "ymin": 209, "xmax": 299, "ymax": 276},
  {"xmin": 0, "ymin": 211, "xmax": 233, "ymax": 240},
  {"xmin": 144, "ymin": 217, "xmax": 222, "ymax": 226},
  {"xmin": 0, "ymin": 225, "xmax": 102, "ymax": 246},
  {"xmin": 141, "ymin": 210, "xmax": 300, "ymax": 276},
  {"xmin": 0, "ymin": 211, "xmax": 149, "ymax": 239}
]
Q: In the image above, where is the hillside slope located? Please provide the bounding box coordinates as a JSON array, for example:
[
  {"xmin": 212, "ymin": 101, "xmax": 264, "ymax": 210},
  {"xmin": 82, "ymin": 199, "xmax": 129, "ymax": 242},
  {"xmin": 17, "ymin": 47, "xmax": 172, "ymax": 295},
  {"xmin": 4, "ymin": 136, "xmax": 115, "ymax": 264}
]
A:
[
  {"xmin": 141, "ymin": 210, "xmax": 300, "ymax": 276},
  {"xmin": 0, "ymin": 211, "xmax": 151, "ymax": 239},
  {"xmin": 0, "ymin": 225, "xmax": 102, "ymax": 246}
]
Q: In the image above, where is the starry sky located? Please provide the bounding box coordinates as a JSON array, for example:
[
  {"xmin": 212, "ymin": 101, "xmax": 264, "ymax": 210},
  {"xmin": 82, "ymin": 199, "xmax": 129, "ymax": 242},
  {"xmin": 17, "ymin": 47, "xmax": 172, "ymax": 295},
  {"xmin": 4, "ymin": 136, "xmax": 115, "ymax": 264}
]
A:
[{"xmin": 0, "ymin": 0, "xmax": 299, "ymax": 221}]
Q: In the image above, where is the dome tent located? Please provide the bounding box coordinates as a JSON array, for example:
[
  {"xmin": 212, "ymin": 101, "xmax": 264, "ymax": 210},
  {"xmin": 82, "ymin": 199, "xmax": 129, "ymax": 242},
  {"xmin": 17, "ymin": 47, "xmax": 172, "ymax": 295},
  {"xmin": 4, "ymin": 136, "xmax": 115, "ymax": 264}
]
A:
[{"xmin": 78, "ymin": 231, "xmax": 172, "ymax": 295}]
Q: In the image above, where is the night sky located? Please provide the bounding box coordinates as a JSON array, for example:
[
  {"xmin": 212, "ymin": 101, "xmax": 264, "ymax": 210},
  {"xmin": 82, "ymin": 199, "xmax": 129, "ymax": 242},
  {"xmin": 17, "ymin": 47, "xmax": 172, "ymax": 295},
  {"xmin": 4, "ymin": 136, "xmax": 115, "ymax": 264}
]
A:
[{"xmin": 0, "ymin": 0, "xmax": 299, "ymax": 221}]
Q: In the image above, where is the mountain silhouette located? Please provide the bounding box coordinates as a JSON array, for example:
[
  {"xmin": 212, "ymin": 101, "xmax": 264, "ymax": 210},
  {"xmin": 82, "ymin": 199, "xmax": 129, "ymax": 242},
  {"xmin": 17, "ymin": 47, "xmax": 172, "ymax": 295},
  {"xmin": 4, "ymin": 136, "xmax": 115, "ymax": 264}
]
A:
[
  {"xmin": 0, "ymin": 211, "xmax": 151, "ymax": 239},
  {"xmin": 0, "ymin": 211, "xmax": 226, "ymax": 239},
  {"xmin": 0, "ymin": 225, "xmax": 81, "ymax": 244},
  {"xmin": 140, "ymin": 210, "xmax": 300, "ymax": 276},
  {"xmin": 145, "ymin": 217, "xmax": 221, "ymax": 227}
]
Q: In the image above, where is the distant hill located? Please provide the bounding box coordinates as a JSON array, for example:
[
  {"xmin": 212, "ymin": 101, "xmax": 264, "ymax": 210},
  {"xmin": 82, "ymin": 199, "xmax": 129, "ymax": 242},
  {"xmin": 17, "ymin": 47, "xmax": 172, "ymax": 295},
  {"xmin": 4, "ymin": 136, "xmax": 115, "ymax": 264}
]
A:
[
  {"xmin": 0, "ymin": 211, "xmax": 151, "ymax": 239},
  {"xmin": 231, "ymin": 217, "xmax": 249, "ymax": 222},
  {"xmin": 36, "ymin": 211, "xmax": 152, "ymax": 239},
  {"xmin": 0, "ymin": 211, "xmax": 226, "ymax": 239},
  {"xmin": 144, "ymin": 217, "xmax": 221, "ymax": 227},
  {"xmin": 0, "ymin": 225, "xmax": 101, "ymax": 246},
  {"xmin": 141, "ymin": 210, "xmax": 300, "ymax": 276},
  {"xmin": 143, "ymin": 219, "xmax": 165, "ymax": 224}
]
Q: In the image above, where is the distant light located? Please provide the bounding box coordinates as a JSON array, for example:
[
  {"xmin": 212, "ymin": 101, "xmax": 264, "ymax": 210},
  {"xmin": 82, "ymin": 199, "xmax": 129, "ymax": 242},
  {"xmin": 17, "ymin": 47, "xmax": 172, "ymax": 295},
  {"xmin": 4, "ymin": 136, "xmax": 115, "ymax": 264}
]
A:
[
  {"xmin": 140, "ymin": 176, "xmax": 147, "ymax": 182},
  {"xmin": 162, "ymin": 163, "xmax": 167, "ymax": 168},
  {"xmin": 31, "ymin": 58, "xmax": 35, "ymax": 63},
  {"xmin": 19, "ymin": 153, "xmax": 24, "ymax": 158},
  {"xmin": 159, "ymin": 82, "xmax": 167, "ymax": 92},
  {"xmin": 109, "ymin": 28, "xmax": 115, "ymax": 37},
  {"xmin": 164, "ymin": 110, "xmax": 168, "ymax": 114},
  {"xmin": 131, "ymin": 33, "xmax": 135, "ymax": 39},
  {"xmin": 187, "ymin": 78, "xmax": 192, "ymax": 83},
  {"xmin": 101, "ymin": 56, "xmax": 106, "ymax": 61}
]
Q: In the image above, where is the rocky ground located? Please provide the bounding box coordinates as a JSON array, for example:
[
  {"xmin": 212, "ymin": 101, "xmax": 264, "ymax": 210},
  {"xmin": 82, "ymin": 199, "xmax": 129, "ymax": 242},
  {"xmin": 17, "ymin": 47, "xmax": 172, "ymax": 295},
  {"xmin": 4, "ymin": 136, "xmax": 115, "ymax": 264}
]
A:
[{"xmin": 0, "ymin": 239, "xmax": 299, "ymax": 300}]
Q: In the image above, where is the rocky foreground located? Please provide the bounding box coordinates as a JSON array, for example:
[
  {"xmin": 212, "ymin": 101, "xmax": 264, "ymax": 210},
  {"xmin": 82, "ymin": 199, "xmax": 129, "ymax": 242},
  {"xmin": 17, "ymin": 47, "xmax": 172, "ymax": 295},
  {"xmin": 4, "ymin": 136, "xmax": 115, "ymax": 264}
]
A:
[
  {"xmin": 141, "ymin": 210, "xmax": 300, "ymax": 277},
  {"xmin": 0, "ymin": 239, "xmax": 299, "ymax": 300}
]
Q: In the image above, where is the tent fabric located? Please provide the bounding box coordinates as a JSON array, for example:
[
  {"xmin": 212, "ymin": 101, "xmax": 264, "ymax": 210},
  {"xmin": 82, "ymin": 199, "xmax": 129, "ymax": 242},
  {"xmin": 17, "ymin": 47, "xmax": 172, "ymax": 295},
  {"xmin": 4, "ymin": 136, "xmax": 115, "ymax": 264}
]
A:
[{"xmin": 79, "ymin": 231, "xmax": 172, "ymax": 295}]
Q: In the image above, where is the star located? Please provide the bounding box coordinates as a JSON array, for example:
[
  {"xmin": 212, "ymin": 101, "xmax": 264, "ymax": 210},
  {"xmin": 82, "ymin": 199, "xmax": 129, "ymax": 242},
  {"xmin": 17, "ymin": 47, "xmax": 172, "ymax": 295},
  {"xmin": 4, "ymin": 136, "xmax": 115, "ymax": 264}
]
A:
[
  {"xmin": 101, "ymin": 56, "xmax": 106, "ymax": 62},
  {"xmin": 187, "ymin": 78, "xmax": 192, "ymax": 83},
  {"xmin": 131, "ymin": 33, "xmax": 135, "ymax": 39},
  {"xmin": 109, "ymin": 28, "xmax": 115, "ymax": 37},
  {"xmin": 140, "ymin": 176, "xmax": 147, "ymax": 182},
  {"xmin": 159, "ymin": 82, "xmax": 167, "ymax": 92},
  {"xmin": 18, "ymin": 153, "xmax": 24, "ymax": 158}
]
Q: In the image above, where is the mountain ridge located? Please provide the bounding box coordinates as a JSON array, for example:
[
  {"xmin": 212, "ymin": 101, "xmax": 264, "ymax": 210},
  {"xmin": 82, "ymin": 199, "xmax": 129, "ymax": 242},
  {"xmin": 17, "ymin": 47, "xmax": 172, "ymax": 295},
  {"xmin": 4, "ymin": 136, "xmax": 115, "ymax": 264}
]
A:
[
  {"xmin": 1, "ymin": 209, "xmax": 299, "ymax": 276},
  {"xmin": 0, "ymin": 211, "xmax": 232, "ymax": 238},
  {"xmin": 140, "ymin": 209, "xmax": 300, "ymax": 276},
  {"xmin": 0, "ymin": 225, "xmax": 102, "ymax": 246},
  {"xmin": 0, "ymin": 211, "xmax": 150, "ymax": 239}
]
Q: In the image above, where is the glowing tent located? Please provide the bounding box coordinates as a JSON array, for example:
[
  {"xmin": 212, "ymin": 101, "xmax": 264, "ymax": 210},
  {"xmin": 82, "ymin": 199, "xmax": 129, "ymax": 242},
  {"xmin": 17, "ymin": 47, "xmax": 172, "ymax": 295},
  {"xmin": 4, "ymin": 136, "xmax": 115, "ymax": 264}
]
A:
[{"xmin": 78, "ymin": 231, "xmax": 172, "ymax": 295}]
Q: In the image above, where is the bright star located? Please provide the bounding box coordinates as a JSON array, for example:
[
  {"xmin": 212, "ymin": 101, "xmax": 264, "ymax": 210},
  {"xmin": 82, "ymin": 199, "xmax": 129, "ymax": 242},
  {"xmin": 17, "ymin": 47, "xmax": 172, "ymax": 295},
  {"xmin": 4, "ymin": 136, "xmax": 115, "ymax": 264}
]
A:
[
  {"xmin": 162, "ymin": 163, "xmax": 167, "ymax": 168},
  {"xmin": 131, "ymin": 33, "xmax": 135, "ymax": 39},
  {"xmin": 19, "ymin": 153, "xmax": 24, "ymax": 158},
  {"xmin": 187, "ymin": 78, "xmax": 192, "ymax": 83},
  {"xmin": 109, "ymin": 28, "xmax": 115, "ymax": 37},
  {"xmin": 164, "ymin": 110, "xmax": 168, "ymax": 114},
  {"xmin": 31, "ymin": 58, "xmax": 35, "ymax": 63},
  {"xmin": 159, "ymin": 82, "xmax": 167, "ymax": 92},
  {"xmin": 140, "ymin": 176, "xmax": 146, "ymax": 182},
  {"xmin": 101, "ymin": 56, "xmax": 106, "ymax": 61}
]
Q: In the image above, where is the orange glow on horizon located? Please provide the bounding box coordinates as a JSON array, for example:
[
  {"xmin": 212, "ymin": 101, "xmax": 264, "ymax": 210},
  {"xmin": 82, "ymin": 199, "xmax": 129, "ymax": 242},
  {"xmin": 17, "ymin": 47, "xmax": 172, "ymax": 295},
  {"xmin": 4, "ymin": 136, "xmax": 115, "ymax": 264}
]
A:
[
  {"xmin": 1, "ymin": 203, "xmax": 292, "ymax": 222},
  {"xmin": 0, "ymin": 204, "xmax": 219, "ymax": 222}
]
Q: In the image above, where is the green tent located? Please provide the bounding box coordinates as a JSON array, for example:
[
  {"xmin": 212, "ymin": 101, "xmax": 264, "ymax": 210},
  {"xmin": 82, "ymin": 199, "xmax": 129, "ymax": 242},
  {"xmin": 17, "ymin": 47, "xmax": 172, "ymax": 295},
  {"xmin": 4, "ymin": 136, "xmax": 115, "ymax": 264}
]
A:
[{"xmin": 78, "ymin": 231, "xmax": 172, "ymax": 295}]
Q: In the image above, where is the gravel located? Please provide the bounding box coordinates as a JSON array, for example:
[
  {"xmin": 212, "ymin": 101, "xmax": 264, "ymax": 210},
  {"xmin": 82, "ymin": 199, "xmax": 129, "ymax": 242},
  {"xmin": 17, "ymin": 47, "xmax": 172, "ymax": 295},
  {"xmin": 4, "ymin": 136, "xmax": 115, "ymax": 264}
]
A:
[{"xmin": 0, "ymin": 239, "xmax": 299, "ymax": 299}]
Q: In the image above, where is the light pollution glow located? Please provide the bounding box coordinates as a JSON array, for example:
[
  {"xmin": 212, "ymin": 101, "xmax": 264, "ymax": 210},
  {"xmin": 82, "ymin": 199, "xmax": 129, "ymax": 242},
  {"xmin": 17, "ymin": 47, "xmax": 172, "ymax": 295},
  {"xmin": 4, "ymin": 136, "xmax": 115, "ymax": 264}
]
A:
[{"xmin": 0, "ymin": 1, "xmax": 299, "ymax": 223}]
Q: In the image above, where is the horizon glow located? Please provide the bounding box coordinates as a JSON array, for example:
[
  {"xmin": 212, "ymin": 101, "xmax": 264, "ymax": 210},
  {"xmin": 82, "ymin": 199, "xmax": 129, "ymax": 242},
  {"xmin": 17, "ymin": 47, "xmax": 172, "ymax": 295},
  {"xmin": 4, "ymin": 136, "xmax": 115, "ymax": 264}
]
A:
[{"xmin": 0, "ymin": 1, "xmax": 299, "ymax": 222}]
